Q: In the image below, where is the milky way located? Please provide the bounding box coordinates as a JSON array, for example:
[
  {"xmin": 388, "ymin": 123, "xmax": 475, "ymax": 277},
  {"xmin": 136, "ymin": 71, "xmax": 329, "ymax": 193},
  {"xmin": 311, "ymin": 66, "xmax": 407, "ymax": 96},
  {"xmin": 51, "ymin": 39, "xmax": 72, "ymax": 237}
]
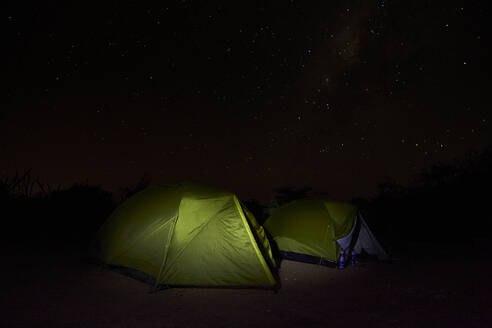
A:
[{"xmin": 3, "ymin": 1, "xmax": 490, "ymax": 200}]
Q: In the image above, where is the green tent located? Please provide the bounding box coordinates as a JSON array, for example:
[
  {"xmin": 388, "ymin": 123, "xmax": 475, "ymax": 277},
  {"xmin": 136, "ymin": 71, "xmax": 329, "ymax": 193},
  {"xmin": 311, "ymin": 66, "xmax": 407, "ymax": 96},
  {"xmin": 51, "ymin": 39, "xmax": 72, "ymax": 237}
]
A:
[
  {"xmin": 97, "ymin": 182, "xmax": 277, "ymax": 288},
  {"xmin": 264, "ymin": 199, "xmax": 388, "ymax": 266}
]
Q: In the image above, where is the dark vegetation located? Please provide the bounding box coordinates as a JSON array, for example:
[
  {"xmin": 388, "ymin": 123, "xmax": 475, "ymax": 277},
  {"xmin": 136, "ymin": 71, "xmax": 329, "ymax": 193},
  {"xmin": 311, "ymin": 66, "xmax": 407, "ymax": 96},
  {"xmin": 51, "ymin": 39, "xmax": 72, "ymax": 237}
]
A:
[
  {"xmin": 2, "ymin": 148, "xmax": 491, "ymax": 251},
  {"xmin": 0, "ymin": 172, "xmax": 147, "ymax": 248},
  {"xmin": 364, "ymin": 148, "xmax": 492, "ymax": 249},
  {"xmin": 0, "ymin": 171, "xmax": 113, "ymax": 248},
  {"xmin": 249, "ymin": 148, "xmax": 492, "ymax": 251}
]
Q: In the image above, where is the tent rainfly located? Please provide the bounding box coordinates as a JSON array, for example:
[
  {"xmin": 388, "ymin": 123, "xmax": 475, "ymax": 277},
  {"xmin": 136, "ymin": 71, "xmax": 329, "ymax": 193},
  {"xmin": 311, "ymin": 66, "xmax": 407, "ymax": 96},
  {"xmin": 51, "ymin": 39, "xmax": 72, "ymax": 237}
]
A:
[
  {"xmin": 264, "ymin": 199, "xmax": 388, "ymax": 266},
  {"xmin": 97, "ymin": 182, "xmax": 277, "ymax": 289}
]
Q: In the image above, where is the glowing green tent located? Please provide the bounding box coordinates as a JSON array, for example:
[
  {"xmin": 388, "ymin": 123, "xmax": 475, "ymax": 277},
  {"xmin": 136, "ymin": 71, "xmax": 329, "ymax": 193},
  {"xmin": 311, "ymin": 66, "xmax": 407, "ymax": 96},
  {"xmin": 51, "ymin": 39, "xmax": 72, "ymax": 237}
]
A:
[
  {"xmin": 264, "ymin": 199, "xmax": 388, "ymax": 266},
  {"xmin": 97, "ymin": 182, "xmax": 277, "ymax": 288}
]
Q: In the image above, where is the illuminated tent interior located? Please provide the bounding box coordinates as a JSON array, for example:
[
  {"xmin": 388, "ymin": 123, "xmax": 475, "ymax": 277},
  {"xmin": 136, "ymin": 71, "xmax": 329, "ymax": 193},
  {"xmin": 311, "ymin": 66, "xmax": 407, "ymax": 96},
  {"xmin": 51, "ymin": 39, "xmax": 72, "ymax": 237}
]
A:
[
  {"xmin": 97, "ymin": 181, "xmax": 277, "ymax": 289},
  {"xmin": 264, "ymin": 199, "xmax": 388, "ymax": 266}
]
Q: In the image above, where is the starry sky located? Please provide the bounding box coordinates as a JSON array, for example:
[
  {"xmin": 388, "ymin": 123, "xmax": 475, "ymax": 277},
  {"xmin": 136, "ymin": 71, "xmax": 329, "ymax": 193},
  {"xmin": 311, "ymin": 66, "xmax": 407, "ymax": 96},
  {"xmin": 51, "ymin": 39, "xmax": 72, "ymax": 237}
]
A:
[{"xmin": 3, "ymin": 1, "xmax": 491, "ymax": 201}]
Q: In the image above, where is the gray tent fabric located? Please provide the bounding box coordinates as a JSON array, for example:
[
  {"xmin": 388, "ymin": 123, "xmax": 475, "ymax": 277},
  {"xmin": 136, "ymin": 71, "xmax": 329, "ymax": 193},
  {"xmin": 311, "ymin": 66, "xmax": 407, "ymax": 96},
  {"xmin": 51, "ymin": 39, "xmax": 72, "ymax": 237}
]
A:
[
  {"xmin": 336, "ymin": 214, "xmax": 389, "ymax": 261},
  {"xmin": 336, "ymin": 215, "xmax": 358, "ymax": 254}
]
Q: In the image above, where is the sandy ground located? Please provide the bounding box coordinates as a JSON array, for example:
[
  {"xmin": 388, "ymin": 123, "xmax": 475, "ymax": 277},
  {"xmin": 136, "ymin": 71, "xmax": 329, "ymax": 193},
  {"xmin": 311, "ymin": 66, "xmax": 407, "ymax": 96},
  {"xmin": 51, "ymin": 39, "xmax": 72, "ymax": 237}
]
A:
[{"xmin": 1, "ymin": 243, "xmax": 491, "ymax": 328}]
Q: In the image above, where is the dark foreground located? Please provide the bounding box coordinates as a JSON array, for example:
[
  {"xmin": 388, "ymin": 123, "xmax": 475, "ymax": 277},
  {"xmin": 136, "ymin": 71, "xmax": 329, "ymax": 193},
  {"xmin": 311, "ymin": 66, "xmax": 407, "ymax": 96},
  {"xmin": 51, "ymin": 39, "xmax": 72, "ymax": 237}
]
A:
[{"xmin": 2, "ymin": 242, "xmax": 491, "ymax": 328}]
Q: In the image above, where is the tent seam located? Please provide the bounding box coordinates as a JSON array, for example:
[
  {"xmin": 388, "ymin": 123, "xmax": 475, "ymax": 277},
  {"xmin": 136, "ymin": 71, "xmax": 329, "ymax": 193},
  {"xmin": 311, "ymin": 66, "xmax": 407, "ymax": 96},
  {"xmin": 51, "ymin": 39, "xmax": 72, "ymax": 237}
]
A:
[{"xmin": 153, "ymin": 213, "xmax": 178, "ymax": 290}]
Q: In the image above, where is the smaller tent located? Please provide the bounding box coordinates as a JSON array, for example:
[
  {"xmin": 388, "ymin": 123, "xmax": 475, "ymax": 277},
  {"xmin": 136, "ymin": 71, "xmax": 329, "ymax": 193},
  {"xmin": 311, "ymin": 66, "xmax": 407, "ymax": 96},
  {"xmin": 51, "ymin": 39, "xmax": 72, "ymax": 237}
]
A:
[
  {"xmin": 264, "ymin": 199, "xmax": 388, "ymax": 266},
  {"xmin": 97, "ymin": 181, "xmax": 277, "ymax": 288}
]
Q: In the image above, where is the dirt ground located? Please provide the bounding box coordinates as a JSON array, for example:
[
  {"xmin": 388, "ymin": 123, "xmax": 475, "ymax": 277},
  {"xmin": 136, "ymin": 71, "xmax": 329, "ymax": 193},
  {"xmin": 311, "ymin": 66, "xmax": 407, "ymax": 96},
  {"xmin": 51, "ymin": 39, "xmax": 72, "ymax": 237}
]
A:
[{"xmin": 2, "ymin": 242, "xmax": 491, "ymax": 328}]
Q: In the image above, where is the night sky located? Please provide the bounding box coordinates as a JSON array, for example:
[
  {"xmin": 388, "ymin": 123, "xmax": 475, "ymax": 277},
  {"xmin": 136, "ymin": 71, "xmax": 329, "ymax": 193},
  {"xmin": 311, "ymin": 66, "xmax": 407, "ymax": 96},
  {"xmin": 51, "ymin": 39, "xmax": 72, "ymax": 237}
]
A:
[{"xmin": 3, "ymin": 1, "xmax": 490, "ymax": 201}]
